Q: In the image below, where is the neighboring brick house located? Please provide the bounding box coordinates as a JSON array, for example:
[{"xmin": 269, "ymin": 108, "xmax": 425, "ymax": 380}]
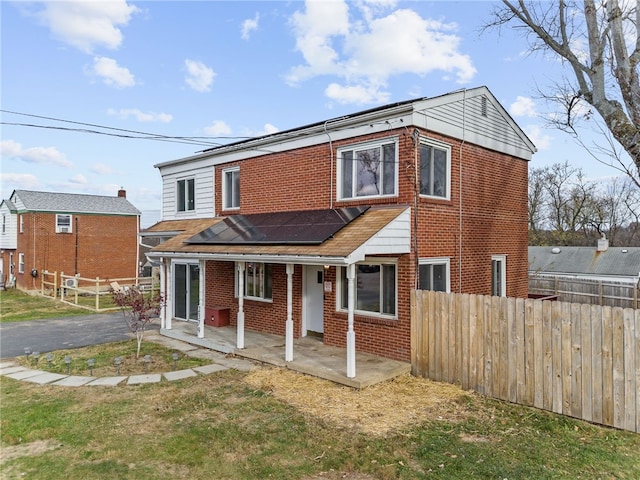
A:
[
  {"xmin": 0, "ymin": 189, "xmax": 141, "ymax": 290},
  {"xmin": 144, "ymin": 86, "xmax": 535, "ymax": 375}
]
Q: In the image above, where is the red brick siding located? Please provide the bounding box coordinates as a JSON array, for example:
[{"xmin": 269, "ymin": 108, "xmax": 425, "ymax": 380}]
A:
[
  {"xmin": 204, "ymin": 127, "xmax": 529, "ymax": 361},
  {"xmin": 13, "ymin": 212, "xmax": 139, "ymax": 290}
]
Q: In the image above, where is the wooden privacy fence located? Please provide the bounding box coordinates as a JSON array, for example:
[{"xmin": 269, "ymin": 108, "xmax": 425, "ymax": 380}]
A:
[
  {"xmin": 410, "ymin": 290, "xmax": 639, "ymax": 433},
  {"xmin": 529, "ymin": 274, "xmax": 639, "ymax": 309}
]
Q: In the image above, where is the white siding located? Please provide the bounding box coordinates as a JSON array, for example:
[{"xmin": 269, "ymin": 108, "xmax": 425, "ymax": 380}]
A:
[
  {"xmin": 0, "ymin": 204, "xmax": 17, "ymax": 249},
  {"xmin": 363, "ymin": 208, "xmax": 411, "ymax": 255},
  {"xmin": 160, "ymin": 165, "xmax": 215, "ymax": 221}
]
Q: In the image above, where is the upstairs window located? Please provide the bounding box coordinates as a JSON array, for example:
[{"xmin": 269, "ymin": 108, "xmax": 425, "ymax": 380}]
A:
[
  {"xmin": 177, "ymin": 178, "xmax": 195, "ymax": 212},
  {"xmin": 2, "ymin": 214, "xmax": 5, "ymax": 234},
  {"xmin": 338, "ymin": 140, "xmax": 397, "ymax": 199},
  {"xmin": 222, "ymin": 167, "xmax": 240, "ymax": 210},
  {"xmin": 56, "ymin": 214, "xmax": 72, "ymax": 233},
  {"xmin": 19, "ymin": 215, "xmax": 24, "ymax": 233},
  {"xmin": 420, "ymin": 139, "xmax": 450, "ymax": 199}
]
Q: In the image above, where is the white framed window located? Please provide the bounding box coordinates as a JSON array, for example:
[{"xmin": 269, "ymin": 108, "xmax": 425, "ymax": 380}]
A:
[
  {"xmin": 236, "ymin": 262, "xmax": 272, "ymax": 301},
  {"xmin": 222, "ymin": 167, "xmax": 240, "ymax": 210},
  {"xmin": 18, "ymin": 253, "xmax": 24, "ymax": 274},
  {"xmin": 418, "ymin": 257, "xmax": 450, "ymax": 292},
  {"xmin": 419, "ymin": 138, "xmax": 451, "ymax": 199},
  {"xmin": 338, "ymin": 261, "xmax": 397, "ymax": 317},
  {"xmin": 491, "ymin": 255, "xmax": 507, "ymax": 297},
  {"xmin": 338, "ymin": 139, "xmax": 397, "ymax": 200},
  {"xmin": 177, "ymin": 178, "xmax": 195, "ymax": 212},
  {"xmin": 19, "ymin": 215, "xmax": 24, "ymax": 234},
  {"xmin": 56, "ymin": 214, "xmax": 72, "ymax": 233}
]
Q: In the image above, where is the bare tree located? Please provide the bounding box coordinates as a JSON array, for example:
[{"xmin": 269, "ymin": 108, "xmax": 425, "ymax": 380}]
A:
[{"xmin": 486, "ymin": 1, "xmax": 640, "ymax": 187}]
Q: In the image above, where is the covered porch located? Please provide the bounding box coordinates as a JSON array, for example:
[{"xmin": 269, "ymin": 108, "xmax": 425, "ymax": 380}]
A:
[{"xmin": 162, "ymin": 320, "xmax": 411, "ymax": 389}]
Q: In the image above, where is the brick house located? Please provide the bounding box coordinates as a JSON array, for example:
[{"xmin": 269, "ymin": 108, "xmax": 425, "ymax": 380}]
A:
[
  {"xmin": 144, "ymin": 86, "xmax": 535, "ymax": 376},
  {"xmin": 0, "ymin": 189, "xmax": 141, "ymax": 290}
]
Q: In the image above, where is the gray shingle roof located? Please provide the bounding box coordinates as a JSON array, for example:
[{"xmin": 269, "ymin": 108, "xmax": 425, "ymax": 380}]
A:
[
  {"xmin": 9, "ymin": 190, "xmax": 140, "ymax": 215},
  {"xmin": 529, "ymin": 246, "xmax": 640, "ymax": 278}
]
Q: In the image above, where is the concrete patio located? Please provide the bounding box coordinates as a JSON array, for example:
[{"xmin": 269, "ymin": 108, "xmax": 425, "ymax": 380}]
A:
[{"xmin": 161, "ymin": 321, "xmax": 411, "ymax": 389}]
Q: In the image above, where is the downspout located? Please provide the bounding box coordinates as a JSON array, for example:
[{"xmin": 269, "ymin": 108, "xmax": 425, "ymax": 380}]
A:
[
  {"xmin": 411, "ymin": 127, "xmax": 420, "ymax": 289},
  {"xmin": 74, "ymin": 216, "xmax": 79, "ymax": 275},
  {"xmin": 136, "ymin": 215, "xmax": 140, "ymax": 285},
  {"xmin": 324, "ymin": 120, "xmax": 334, "ymax": 209},
  {"xmin": 459, "ymin": 89, "xmax": 467, "ymax": 293}
]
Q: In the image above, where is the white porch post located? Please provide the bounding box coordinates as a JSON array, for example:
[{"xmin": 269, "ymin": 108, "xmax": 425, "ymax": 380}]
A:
[
  {"xmin": 159, "ymin": 257, "xmax": 167, "ymax": 330},
  {"xmin": 197, "ymin": 259, "xmax": 205, "ymax": 338},
  {"xmin": 165, "ymin": 259, "xmax": 173, "ymax": 330},
  {"xmin": 285, "ymin": 263, "xmax": 294, "ymax": 362},
  {"xmin": 346, "ymin": 263, "xmax": 356, "ymax": 378},
  {"xmin": 236, "ymin": 262, "xmax": 245, "ymax": 349}
]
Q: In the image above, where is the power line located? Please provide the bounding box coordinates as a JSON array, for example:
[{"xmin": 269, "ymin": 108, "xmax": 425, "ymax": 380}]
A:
[{"xmin": 0, "ymin": 109, "xmax": 252, "ymax": 147}]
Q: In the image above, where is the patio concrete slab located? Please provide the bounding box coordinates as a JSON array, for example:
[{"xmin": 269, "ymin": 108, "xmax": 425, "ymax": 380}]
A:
[
  {"xmin": 164, "ymin": 321, "xmax": 411, "ymax": 388},
  {"xmin": 23, "ymin": 372, "xmax": 68, "ymax": 384},
  {"xmin": 87, "ymin": 376, "xmax": 125, "ymax": 386},
  {"xmin": 0, "ymin": 361, "xmax": 17, "ymax": 370},
  {"xmin": 163, "ymin": 369, "xmax": 198, "ymax": 381},
  {"xmin": 127, "ymin": 374, "xmax": 162, "ymax": 385},
  {"xmin": 52, "ymin": 375, "xmax": 96, "ymax": 387}
]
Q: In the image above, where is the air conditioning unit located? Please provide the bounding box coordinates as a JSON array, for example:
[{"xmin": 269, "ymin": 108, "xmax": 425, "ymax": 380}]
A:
[
  {"xmin": 64, "ymin": 278, "xmax": 77, "ymax": 288},
  {"xmin": 58, "ymin": 227, "xmax": 70, "ymax": 233}
]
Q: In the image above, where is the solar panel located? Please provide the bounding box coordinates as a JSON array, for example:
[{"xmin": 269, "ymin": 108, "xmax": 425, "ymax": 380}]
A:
[{"xmin": 186, "ymin": 206, "xmax": 369, "ymax": 245}]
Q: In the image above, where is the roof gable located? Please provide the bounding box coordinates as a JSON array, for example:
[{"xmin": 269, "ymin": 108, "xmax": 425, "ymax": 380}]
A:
[{"xmin": 8, "ymin": 190, "xmax": 140, "ymax": 216}]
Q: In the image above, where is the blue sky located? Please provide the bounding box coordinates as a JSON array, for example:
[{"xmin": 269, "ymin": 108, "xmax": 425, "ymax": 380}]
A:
[{"xmin": 1, "ymin": 0, "xmax": 627, "ymax": 227}]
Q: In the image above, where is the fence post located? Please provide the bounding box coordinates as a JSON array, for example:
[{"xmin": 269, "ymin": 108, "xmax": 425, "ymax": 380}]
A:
[{"xmin": 60, "ymin": 272, "xmax": 64, "ymax": 301}]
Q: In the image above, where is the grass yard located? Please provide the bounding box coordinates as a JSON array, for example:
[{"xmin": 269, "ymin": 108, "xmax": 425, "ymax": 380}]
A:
[
  {"xmin": 0, "ymin": 289, "xmax": 97, "ymax": 323},
  {"xmin": 1, "ymin": 288, "xmax": 639, "ymax": 478}
]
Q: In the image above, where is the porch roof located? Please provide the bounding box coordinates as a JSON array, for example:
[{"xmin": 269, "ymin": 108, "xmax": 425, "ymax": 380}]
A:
[{"xmin": 146, "ymin": 206, "xmax": 411, "ymax": 265}]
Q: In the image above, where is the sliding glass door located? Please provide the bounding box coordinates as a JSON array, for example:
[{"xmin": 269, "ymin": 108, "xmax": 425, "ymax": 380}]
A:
[{"xmin": 174, "ymin": 263, "xmax": 200, "ymax": 321}]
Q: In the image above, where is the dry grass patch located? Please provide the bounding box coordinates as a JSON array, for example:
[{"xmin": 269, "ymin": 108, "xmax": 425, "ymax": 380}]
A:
[{"xmin": 244, "ymin": 367, "xmax": 475, "ymax": 436}]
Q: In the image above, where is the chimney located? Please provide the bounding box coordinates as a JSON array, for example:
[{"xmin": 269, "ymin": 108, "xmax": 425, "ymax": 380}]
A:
[
  {"xmin": 597, "ymin": 234, "xmax": 609, "ymax": 252},
  {"xmin": 118, "ymin": 187, "xmax": 126, "ymax": 198}
]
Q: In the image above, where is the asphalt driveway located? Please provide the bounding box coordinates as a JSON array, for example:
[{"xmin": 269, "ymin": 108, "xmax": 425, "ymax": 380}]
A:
[{"xmin": 0, "ymin": 313, "xmax": 160, "ymax": 359}]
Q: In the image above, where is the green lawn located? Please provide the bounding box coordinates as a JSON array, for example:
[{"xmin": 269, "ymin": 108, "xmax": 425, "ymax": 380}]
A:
[
  {"xmin": 1, "ymin": 288, "xmax": 638, "ymax": 479},
  {"xmin": 0, "ymin": 288, "xmax": 98, "ymax": 323}
]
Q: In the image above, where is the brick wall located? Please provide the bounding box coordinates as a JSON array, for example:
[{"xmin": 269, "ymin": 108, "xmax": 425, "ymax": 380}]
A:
[
  {"xmin": 204, "ymin": 127, "xmax": 529, "ymax": 362},
  {"xmin": 14, "ymin": 212, "xmax": 139, "ymax": 290}
]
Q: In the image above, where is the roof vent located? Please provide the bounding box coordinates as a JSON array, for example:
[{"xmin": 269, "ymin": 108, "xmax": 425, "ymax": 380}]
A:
[{"xmin": 551, "ymin": 247, "xmax": 561, "ymax": 254}]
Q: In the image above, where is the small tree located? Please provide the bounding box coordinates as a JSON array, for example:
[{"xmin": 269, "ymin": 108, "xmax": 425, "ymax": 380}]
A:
[{"xmin": 110, "ymin": 285, "xmax": 163, "ymax": 358}]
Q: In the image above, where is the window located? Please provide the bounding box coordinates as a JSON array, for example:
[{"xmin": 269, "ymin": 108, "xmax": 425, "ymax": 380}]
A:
[
  {"xmin": 339, "ymin": 263, "xmax": 396, "ymax": 317},
  {"xmin": 19, "ymin": 215, "xmax": 24, "ymax": 234},
  {"xmin": 56, "ymin": 214, "xmax": 72, "ymax": 233},
  {"xmin": 419, "ymin": 139, "xmax": 450, "ymax": 199},
  {"xmin": 222, "ymin": 167, "xmax": 240, "ymax": 210},
  {"xmin": 419, "ymin": 258, "xmax": 450, "ymax": 292},
  {"xmin": 177, "ymin": 178, "xmax": 195, "ymax": 212},
  {"xmin": 339, "ymin": 140, "xmax": 397, "ymax": 199},
  {"xmin": 2, "ymin": 214, "xmax": 5, "ymax": 234},
  {"xmin": 18, "ymin": 253, "xmax": 24, "ymax": 274},
  {"xmin": 491, "ymin": 255, "xmax": 506, "ymax": 297},
  {"xmin": 237, "ymin": 262, "xmax": 272, "ymax": 301}
]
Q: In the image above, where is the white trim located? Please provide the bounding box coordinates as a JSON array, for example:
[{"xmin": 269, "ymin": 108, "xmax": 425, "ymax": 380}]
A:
[
  {"xmin": 418, "ymin": 136, "xmax": 452, "ymax": 201},
  {"xmin": 221, "ymin": 166, "xmax": 240, "ymax": 211},
  {"xmin": 491, "ymin": 254, "xmax": 507, "ymax": 297}
]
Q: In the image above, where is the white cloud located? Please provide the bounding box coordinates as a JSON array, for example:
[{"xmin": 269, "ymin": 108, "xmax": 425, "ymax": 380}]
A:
[
  {"xmin": 184, "ymin": 59, "xmax": 215, "ymax": 92},
  {"xmin": 286, "ymin": 1, "xmax": 476, "ymax": 103},
  {"xmin": 510, "ymin": 96, "xmax": 538, "ymax": 117},
  {"xmin": 0, "ymin": 173, "xmax": 41, "ymax": 190},
  {"xmin": 91, "ymin": 163, "xmax": 114, "ymax": 175},
  {"xmin": 204, "ymin": 120, "xmax": 232, "ymax": 136},
  {"xmin": 325, "ymin": 82, "xmax": 389, "ymax": 105},
  {"xmin": 0, "ymin": 140, "xmax": 72, "ymax": 168},
  {"xmin": 69, "ymin": 174, "xmax": 88, "ymax": 185},
  {"xmin": 107, "ymin": 108, "xmax": 172, "ymax": 122},
  {"xmin": 34, "ymin": 0, "xmax": 139, "ymax": 54},
  {"xmin": 241, "ymin": 13, "xmax": 259, "ymax": 40},
  {"xmin": 524, "ymin": 124, "xmax": 552, "ymax": 150},
  {"xmin": 89, "ymin": 56, "xmax": 136, "ymax": 88},
  {"xmin": 243, "ymin": 123, "xmax": 280, "ymax": 137}
]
